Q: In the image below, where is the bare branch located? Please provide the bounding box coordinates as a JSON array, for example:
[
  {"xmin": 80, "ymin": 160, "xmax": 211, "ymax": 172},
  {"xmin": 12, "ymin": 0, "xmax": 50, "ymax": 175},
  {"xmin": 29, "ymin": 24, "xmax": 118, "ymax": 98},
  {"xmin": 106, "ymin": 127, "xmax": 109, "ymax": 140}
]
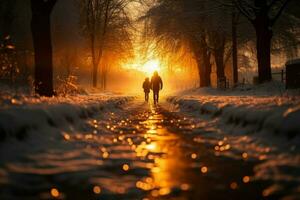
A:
[
  {"xmin": 270, "ymin": 0, "xmax": 292, "ymax": 26},
  {"xmin": 233, "ymin": 0, "xmax": 255, "ymax": 23}
]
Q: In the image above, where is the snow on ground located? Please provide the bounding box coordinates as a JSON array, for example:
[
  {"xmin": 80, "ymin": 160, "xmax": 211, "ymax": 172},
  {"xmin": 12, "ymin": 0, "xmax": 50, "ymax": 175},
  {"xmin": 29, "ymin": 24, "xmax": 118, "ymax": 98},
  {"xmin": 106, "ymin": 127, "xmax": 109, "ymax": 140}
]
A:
[
  {"xmin": 168, "ymin": 82, "xmax": 300, "ymax": 138},
  {"xmin": 0, "ymin": 86, "xmax": 134, "ymax": 141},
  {"xmin": 166, "ymin": 81, "xmax": 300, "ymax": 199}
]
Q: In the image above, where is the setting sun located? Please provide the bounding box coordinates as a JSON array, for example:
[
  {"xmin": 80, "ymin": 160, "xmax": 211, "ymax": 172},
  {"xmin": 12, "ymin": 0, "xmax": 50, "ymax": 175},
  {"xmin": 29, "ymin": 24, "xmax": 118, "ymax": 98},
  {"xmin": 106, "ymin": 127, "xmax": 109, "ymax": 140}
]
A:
[{"xmin": 142, "ymin": 60, "xmax": 161, "ymax": 75}]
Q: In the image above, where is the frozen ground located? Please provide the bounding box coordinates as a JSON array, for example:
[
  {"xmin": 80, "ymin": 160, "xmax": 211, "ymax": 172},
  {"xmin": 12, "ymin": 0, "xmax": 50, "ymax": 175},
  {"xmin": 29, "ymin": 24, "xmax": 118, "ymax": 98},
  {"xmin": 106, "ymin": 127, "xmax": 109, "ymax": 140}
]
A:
[
  {"xmin": 0, "ymin": 88, "xmax": 133, "ymax": 141},
  {"xmin": 166, "ymin": 82, "xmax": 300, "ymax": 199},
  {"xmin": 0, "ymin": 82, "xmax": 299, "ymax": 200},
  {"xmin": 167, "ymin": 83, "xmax": 300, "ymax": 138},
  {"xmin": 0, "ymin": 96, "xmax": 269, "ymax": 200}
]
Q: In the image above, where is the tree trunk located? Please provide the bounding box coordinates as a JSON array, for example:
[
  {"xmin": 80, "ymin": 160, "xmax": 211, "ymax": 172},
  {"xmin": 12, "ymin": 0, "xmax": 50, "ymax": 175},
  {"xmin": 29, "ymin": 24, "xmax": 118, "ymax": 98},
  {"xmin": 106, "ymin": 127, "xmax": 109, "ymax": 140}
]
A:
[
  {"xmin": 191, "ymin": 35, "xmax": 211, "ymax": 87},
  {"xmin": 92, "ymin": 63, "xmax": 98, "ymax": 88},
  {"xmin": 213, "ymin": 33, "xmax": 226, "ymax": 84},
  {"xmin": 196, "ymin": 51, "xmax": 211, "ymax": 87},
  {"xmin": 197, "ymin": 36, "xmax": 211, "ymax": 87},
  {"xmin": 254, "ymin": 0, "xmax": 272, "ymax": 83},
  {"xmin": 100, "ymin": 65, "xmax": 104, "ymax": 90},
  {"xmin": 203, "ymin": 51, "xmax": 211, "ymax": 87},
  {"xmin": 197, "ymin": 59, "xmax": 207, "ymax": 87},
  {"xmin": 215, "ymin": 48, "xmax": 225, "ymax": 80},
  {"xmin": 31, "ymin": 1, "xmax": 56, "ymax": 97},
  {"xmin": 103, "ymin": 67, "xmax": 107, "ymax": 90},
  {"xmin": 232, "ymin": 7, "xmax": 238, "ymax": 85},
  {"xmin": 91, "ymin": 45, "xmax": 103, "ymax": 88},
  {"xmin": 255, "ymin": 24, "xmax": 272, "ymax": 83},
  {"xmin": 91, "ymin": 35, "xmax": 98, "ymax": 88}
]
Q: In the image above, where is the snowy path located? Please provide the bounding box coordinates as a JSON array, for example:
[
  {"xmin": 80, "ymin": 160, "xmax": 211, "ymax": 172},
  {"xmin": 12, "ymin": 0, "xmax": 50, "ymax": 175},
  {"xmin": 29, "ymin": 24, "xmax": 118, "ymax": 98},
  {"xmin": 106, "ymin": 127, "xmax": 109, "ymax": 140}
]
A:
[{"xmin": 0, "ymin": 97, "xmax": 299, "ymax": 200}]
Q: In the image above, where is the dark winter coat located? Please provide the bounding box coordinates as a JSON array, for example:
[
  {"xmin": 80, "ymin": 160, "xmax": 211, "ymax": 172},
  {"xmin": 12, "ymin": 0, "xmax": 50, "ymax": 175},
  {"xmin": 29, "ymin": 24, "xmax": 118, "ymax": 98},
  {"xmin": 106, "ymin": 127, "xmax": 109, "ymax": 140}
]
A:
[
  {"xmin": 151, "ymin": 75, "xmax": 163, "ymax": 92},
  {"xmin": 143, "ymin": 80, "xmax": 151, "ymax": 93}
]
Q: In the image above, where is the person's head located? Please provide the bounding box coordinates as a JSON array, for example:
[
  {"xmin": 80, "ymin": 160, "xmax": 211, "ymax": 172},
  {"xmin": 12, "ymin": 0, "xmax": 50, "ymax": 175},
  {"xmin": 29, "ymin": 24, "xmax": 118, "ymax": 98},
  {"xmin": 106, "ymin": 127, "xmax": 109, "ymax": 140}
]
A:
[
  {"xmin": 145, "ymin": 77, "xmax": 149, "ymax": 81},
  {"xmin": 153, "ymin": 71, "xmax": 158, "ymax": 77}
]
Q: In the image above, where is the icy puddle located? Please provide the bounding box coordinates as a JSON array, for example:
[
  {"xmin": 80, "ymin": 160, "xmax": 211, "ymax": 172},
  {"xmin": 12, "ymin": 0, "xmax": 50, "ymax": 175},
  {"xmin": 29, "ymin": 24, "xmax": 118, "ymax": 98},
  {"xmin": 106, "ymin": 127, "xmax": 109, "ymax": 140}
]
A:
[{"xmin": 0, "ymin": 101, "xmax": 274, "ymax": 199}]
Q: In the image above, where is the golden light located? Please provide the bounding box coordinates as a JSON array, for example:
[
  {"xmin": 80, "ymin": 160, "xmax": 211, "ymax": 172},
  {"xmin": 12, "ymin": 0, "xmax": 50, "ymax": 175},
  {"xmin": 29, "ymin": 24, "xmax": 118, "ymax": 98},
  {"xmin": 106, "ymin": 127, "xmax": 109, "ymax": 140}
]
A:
[
  {"xmin": 151, "ymin": 189, "xmax": 159, "ymax": 197},
  {"xmin": 159, "ymin": 187, "xmax": 171, "ymax": 196},
  {"xmin": 201, "ymin": 166, "xmax": 208, "ymax": 173},
  {"xmin": 93, "ymin": 186, "xmax": 101, "ymax": 194},
  {"xmin": 50, "ymin": 188, "xmax": 60, "ymax": 198},
  {"xmin": 262, "ymin": 188, "xmax": 271, "ymax": 197},
  {"xmin": 142, "ymin": 59, "xmax": 161, "ymax": 76},
  {"xmin": 243, "ymin": 176, "xmax": 250, "ymax": 183},
  {"xmin": 123, "ymin": 164, "xmax": 130, "ymax": 171},
  {"xmin": 102, "ymin": 152, "xmax": 109, "ymax": 158},
  {"xmin": 180, "ymin": 183, "xmax": 190, "ymax": 191},
  {"xmin": 63, "ymin": 133, "xmax": 70, "ymax": 141},
  {"xmin": 242, "ymin": 152, "xmax": 248, "ymax": 159},
  {"xmin": 230, "ymin": 182, "xmax": 238, "ymax": 190},
  {"xmin": 191, "ymin": 153, "xmax": 197, "ymax": 159},
  {"xmin": 146, "ymin": 143, "xmax": 157, "ymax": 151}
]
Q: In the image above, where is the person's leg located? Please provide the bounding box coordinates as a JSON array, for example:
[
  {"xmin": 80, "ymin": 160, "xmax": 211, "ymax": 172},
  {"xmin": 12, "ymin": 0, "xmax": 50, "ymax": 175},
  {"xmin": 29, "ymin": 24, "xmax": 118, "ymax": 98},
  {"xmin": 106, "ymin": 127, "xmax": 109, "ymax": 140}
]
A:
[
  {"xmin": 154, "ymin": 91, "xmax": 158, "ymax": 104},
  {"xmin": 153, "ymin": 91, "xmax": 156, "ymax": 104},
  {"xmin": 155, "ymin": 91, "xmax": 158, "ymax": 104},
  {"xmin": 146, "ymin": 92, "xmax": 149, "ymax": 102},
  {"xmin": 157, "ymin": 91, "xmax": 159, "ymax": 103}
]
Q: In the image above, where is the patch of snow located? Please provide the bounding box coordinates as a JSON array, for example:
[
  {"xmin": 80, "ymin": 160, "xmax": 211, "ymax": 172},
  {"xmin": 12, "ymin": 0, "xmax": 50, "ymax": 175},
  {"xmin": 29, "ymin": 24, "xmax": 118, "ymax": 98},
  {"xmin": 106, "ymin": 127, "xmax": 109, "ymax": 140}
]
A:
[
  {"xmin": 179, "ymin": 81, "xmax": 300, "ymax": 97},
  {"xmin": 168, "ymin": 82, "xmax": 300, "ymax": 138},
  {"xmin": 0, "ymin": 92, "xmax": 134, "ymax": 140},
  {"xmin": 167, "ymin": 84, "xmax": 300, "ymax": 199}
]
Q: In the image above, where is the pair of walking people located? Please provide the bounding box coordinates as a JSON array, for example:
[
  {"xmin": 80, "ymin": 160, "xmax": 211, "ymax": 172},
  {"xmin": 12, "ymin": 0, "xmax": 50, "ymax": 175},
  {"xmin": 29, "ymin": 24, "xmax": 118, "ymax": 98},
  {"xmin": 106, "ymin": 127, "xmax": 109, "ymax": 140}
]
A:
[{"xmin": 143, "ymin": 71, "xmax": 163, "ymax": 104}]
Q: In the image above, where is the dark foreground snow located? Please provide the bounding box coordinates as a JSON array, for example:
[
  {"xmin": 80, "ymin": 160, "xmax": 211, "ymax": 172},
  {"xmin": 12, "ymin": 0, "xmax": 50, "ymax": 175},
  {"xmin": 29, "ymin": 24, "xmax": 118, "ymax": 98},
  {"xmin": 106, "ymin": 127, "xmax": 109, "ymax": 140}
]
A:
[
  {"xmin": 0, "ymin": 83, "xmax": 299, "ymax": 200},
  {"xmin": 0, "ymin": 93, "xmax": 133, "ymax": 141},
  {"xmin": 166, "ymin": 83, "xmax": 300, "ymax": 199}
]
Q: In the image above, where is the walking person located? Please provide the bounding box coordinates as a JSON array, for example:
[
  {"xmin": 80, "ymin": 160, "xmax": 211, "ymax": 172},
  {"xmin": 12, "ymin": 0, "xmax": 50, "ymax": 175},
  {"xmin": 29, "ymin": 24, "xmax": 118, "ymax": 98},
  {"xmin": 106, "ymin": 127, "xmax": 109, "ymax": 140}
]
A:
[
  {"xmin": 151, "ymin": 71, "xmax": 163, "ymax": 104},
  {"xmin": 142, "ymin": 77, "xmax": 151, "ymax": 102}
]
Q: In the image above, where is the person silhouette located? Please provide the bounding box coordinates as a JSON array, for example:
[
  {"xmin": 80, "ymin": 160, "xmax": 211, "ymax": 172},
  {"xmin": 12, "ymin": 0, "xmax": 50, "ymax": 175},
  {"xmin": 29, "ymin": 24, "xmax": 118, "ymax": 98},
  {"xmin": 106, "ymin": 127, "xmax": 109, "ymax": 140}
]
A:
[
  {"xmin": 142, "ymin": 77, "xmax": 151, "ymax": 102},
  {"xmin": 151, "ymin": 71, "xmax": 163, "ymax": 104}
]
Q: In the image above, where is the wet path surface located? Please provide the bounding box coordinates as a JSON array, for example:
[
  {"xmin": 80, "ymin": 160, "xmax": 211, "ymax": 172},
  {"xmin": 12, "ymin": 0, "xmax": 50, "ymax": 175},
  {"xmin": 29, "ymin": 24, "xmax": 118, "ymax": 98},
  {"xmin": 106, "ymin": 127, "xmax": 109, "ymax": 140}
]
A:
[{"xmin": 0, "ymin": 100, "xmax": 272, "ymax": 200}]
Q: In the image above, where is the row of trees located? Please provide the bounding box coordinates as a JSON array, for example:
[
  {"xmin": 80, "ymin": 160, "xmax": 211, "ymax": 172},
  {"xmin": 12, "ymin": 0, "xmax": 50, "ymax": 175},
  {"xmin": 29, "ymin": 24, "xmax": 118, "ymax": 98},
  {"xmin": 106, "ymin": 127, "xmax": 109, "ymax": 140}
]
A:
[
  {"xmin": 0, "ymin": 0, "xmax": 133, "ymax": 96},
  {"xmin": 142, "ymin": 0, "xmax": 299, "ymax": 87},
  {"xmin": 79, "ymin": 0, "xmax": 133, "ymax": 89},
  {"xmin": 1, "ymin": 0, "xmax": 299, "ymax": 95}
]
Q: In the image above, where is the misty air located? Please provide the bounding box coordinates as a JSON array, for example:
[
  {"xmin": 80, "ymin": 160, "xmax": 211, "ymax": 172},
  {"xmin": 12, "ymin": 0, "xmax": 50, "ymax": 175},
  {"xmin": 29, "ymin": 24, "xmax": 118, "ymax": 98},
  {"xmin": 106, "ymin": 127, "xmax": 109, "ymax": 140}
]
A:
[{"xmin": 0, "ymin": 0, "xmax": 300, "ymax": 200}]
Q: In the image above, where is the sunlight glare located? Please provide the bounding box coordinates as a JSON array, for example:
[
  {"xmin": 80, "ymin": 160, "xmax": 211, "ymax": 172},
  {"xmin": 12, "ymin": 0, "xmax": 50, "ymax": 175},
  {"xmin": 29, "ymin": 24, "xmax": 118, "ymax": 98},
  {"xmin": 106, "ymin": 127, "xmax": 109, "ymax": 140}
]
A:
[
  {"xmin": 146, "ymin": 143, "xmax": 157, "ymax": 151},
  {"xmin": 143, "ymin": 60, "xmax": 160, "ymax": 75},
  {"xmin": 50, "ymin": 188, "xmax": 60, "ymax": 198},
  {"xmin": 93, "ymin": 186, "xmax": 101, "ymax": 194}
]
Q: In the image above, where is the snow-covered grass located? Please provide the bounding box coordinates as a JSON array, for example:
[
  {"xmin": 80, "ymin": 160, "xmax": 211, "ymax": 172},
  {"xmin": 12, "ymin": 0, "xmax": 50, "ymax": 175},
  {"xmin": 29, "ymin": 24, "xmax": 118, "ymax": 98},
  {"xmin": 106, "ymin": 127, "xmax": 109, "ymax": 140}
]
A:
[
  {"xmin": 167, "ymin": 82, "xmax": 300, "ymax": 138},
  {"xmin": 0, "ymin": 87, "xmax": 134, "ymax": 141},
  {"xmin": 166, "ymin": 81, "xmax": 300, "ymax": 199}
]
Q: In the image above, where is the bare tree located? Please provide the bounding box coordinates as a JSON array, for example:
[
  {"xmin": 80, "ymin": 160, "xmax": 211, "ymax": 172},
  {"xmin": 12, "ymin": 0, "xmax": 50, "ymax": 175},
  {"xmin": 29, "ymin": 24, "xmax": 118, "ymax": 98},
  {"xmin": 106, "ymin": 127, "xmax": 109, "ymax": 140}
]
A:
[
  {"xmin": 143, "ymin": 0, "xmax": 299, "ymax": 87},
  {"xmin": 31, "ymin": 0, "xmax": 58, "ymax": 96},
  {"xmin": 234, "ymin": 0, "xmax": 292, "ymax": 83},
  {"xmin": 142, "ymin": 0, "xmax": 233, "ymax": 87},
  {"xmin": 205, "ymin": 4, "xmax": 232, "ymax": 86},
  {"xmin": 232, "ymin": 2, "xmax": 239, "ymax": 86},
  {"xmin": 79, "ymin": 0, "xmax": 132, "ymax": 89},
  {"xmin": 190, "ymin": 33, "xmax": 212, "ymax": 87}
]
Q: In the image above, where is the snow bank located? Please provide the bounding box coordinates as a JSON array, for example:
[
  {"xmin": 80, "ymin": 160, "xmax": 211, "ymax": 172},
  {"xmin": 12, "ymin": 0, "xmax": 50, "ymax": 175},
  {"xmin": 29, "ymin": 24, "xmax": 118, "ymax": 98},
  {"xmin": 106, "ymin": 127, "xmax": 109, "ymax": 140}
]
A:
[
  {"xmin": 167, "ymin": 84, "xmax": 300, "ymax": 199},
  {"xmin": 0, "ymin": 94, "xmax": 134, "ymax": 141},
  {"xmin": 178, "ymin": 81, "xmax": 300, "ymax": 97},
  {"xmin": 167, "ymin": 83, "xmax": 300, "ymax": 138}
]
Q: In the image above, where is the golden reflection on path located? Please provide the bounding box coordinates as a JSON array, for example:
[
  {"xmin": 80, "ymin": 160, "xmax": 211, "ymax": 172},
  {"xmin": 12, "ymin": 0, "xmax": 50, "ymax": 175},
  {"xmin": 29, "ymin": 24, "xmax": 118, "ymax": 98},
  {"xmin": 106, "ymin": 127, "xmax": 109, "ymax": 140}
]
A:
[{"xmin": 137, "ymin": 104, "xmax": 192, "ymax": 197}]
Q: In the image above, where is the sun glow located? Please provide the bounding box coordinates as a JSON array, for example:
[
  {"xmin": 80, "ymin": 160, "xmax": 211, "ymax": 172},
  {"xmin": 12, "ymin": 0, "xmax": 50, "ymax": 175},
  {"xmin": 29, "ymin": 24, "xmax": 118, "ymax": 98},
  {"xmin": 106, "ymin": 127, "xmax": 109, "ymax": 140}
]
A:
[{"xmin": 142, "ymin": 59, "xmax": 161, "ymax": 76}]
